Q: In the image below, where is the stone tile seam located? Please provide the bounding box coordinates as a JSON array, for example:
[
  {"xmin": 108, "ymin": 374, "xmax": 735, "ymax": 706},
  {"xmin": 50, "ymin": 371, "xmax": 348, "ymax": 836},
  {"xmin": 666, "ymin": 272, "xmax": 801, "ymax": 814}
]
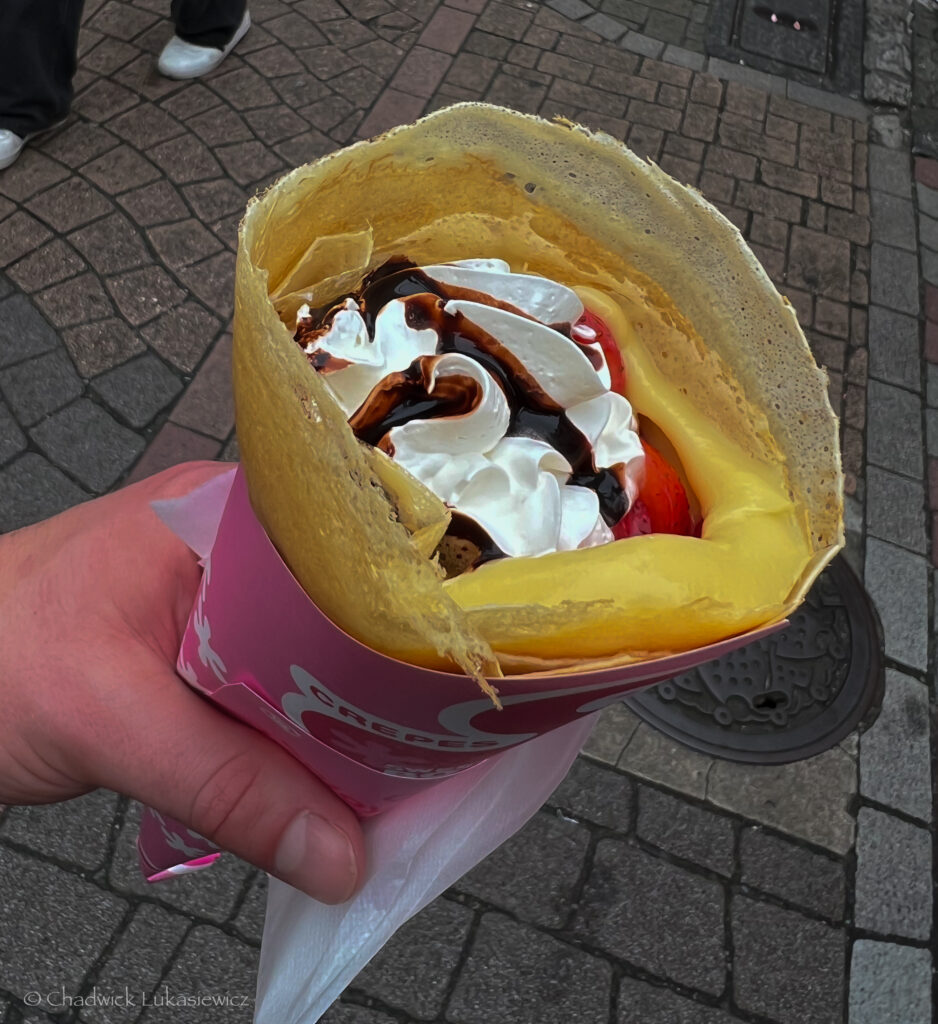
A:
[
  {"xmin": 0, "ymin": 221, "xmax": 231, "ymax": 460},
  {"xmin": 539, "ymin": 811, "xmax": 853, "ymax": 930},
  {"xmin": 416, "ymin": 899, "xmax": 731, "ymax": 1023},
  {"xmin": 350, "ymin": 0, "xmax": 470, "ymax": 134},
  {"xmin": 583, "ymin": 750, "xmax": 855, "ymax": 864},
  {"xmin": 550, "ymin": 0, "xmax": 880, "ymax": 122},
  {"xmin": 847, "ymin": 142, "xmax": 934, "ymax": 1023},
  {"xmin": 345, "ymin": 893, "xmax": 832, "ymax": 1024},
  {"xmin": 0, "ymin": 830, "xmax": 260, "ymax": 948},
  {"xmin": 2, "ymin": 168, "xmax": 233, "ymax": 356}
]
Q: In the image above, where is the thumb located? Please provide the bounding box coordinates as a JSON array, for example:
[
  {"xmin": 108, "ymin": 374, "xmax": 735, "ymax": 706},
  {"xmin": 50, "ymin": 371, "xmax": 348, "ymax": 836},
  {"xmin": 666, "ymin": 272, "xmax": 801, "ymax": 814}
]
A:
[{"xmin": 88, "ymin": 653, "xmax": 365, "ymax": 903}]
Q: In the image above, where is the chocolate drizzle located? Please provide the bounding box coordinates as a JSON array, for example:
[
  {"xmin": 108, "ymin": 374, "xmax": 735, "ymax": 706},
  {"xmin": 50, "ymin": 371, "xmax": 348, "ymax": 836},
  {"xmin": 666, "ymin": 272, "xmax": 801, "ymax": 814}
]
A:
[{"xmin": 294, "ymin": 258, "xmax": 631, "ymax": 566}]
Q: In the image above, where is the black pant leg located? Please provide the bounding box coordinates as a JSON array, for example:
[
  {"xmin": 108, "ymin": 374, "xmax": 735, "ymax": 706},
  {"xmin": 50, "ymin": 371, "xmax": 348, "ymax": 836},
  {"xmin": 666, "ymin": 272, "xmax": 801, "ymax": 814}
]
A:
[
  {"xmin": 171, "ymin": 0, "xmax": 248, "ymax": 48},
  {"xmin": 0, "ymin": 0, "xmax": 83, "ymax": 136}
]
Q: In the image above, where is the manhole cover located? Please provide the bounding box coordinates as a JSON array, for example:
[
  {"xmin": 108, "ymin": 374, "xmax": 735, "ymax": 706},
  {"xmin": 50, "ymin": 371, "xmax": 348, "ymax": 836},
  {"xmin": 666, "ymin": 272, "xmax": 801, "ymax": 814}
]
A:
[
  {"xmin": 707, "ymin": 0, "xmax": 863, "ymax": 95},
  {"xmin": 622, "ymin": 555, "xmax": 884, "ymax": 764}
]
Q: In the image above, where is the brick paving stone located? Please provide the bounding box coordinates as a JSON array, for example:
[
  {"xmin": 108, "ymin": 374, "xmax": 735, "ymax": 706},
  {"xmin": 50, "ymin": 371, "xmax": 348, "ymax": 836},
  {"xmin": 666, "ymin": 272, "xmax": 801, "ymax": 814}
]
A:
[
  {"xmin": 0, "ymin": 845, "xmax": 127, "ymax": 1002},
  {"xmin": 215, "ymin": 139, "xmax": 285, "ymax": 186},
  {"xmin": 636, "ymin": 786, "xmax": 734, "ymax": 876},
  {"xmin": 867, "ymin": 466, "xmax": 927, "ymax": 553},
  {"xmin": 860, "ymin": 670, "xmax": 932, "ymax": 821},
  {"xmin": 0, "ymin": 350, "xmax": 84, "ymax": 427},
  {"xmin": 0, "ymin": 212, "xmax": 53, "ymax": 269},
  {"xmin": 24, "ymin": 177, "xmax": 112, "ymax": 235},
  {"xmin": 69, "ymin": 212, "xmax": 151, "ymax": 275},
  {"xmin": 855, "ymin": 807, "xmax": 932, "ymax": 939},
  {"xmin": 275, "ymin": 129, "xmax": 336, "ymax": 165},
  {"xmin": 390, "ymin": 45, "xmax": 452, "ymax": 97},
  {"xmin": 870, "ymin": 190, "xmax": 917, "ymax": 251},
  {"xmin": 466, "ymin": 28, "xmax": 512, "ymax": 59},
  {"xmin": 849, "ymin": 941, "xmax": 932, "ymax": 1024},
  {"xmin": 125, "ymin": 422, "xmax": 221, "ymax": 483},
  {"xmin": 321, "ymin": 1004, "xmax": 399, "ymax": 1024},
  {"xmin": 549, "ymin": 755, "xmax": 633, "ymax": 829},
  {"xmin": 148, "ymin": 219, "xmax": 224, "ymax": 270},
  {"xmin": 186, "ymin": 105, "xmax": 253, "ymax": 147},
  {"xmin": 0, "ymin": 151, "xmax": 71, "ymax": 205},
  {"xmin": 867, "ymin": 379, "xmax": 923, "ymax": 478},
  {"xmin": 622, "ymin": 30, "xmax": 665, "ymax": 58},
  {"xmin": 169, "ymin": 334, "xmax": 233, "ymax": 439},
  {"xmin": 353, "ymin": 898, "xmax": 472, "ymax": 1017},
  {"xmin": 418, "ymin": 6, "xmax": 476, "ymax": 52},
  {"xmin": 921, "ymin": 246, "xmax": 938, "ymax": 287},
  {"xmin": 455, "ymin": 811, "xmax": 589, "ymax": 928},
  {"xmin": 245, "ymin": 42, "xmax": 307, "ymax": 78},
  {"xmin": 232, "ymin": 870, "xmax": 267, "ymax": 944},
  {"xmin": 32, "ymin": 399, "xmax": 144, "ymax": 491},
  {"xmin": 82, "ymin": 143, "xmax": 161, "ymax": 194},
  {"xmin": 92, "ymin": 353, "xmax": 183, "ymax": 428},
  {"xmin": 176, "ymin": 251, "xmax": 236, "ymax": 316},
  {"xmin": 221, "ymin": 432, "xmax": 240, "ymax": 462},
  {"xmin": 449, "ymin": 913, "xmax": 612, "ymax": 1024},
  {"xmin": 245, "ymin": 102, "xmax": 312, "ymax": 143},
  {"xmin": 138, "ymin": 926, "xmax": 257, "ymax": 1024},
  {"xmin": 182, "ymin": 180, "xmax": 249, "ymax": 224},
  {"xmin": 7, "ymin": 239, "xmax": 87, "ymax": 295},
  {"xmin": 108, "ymin": 803, "xmax": 253, "ymax": 922},
  {"xmin": 736, "ymin": 181, "xmax": 802, "ymax": 223},
  {"xmin": 618, "ymin": 721, "xmax": 712, "ymax": 799},
  {"xmin": 210, "ymin": 67, "xmax": 280, "ymax": 110},
  {"xmin": 584, "ymin": 11, "xmax": 628, "ymax": 39},
  {"xmin": 63, "ymin": 318, "xmax": 146, "ymax": 377},
  {"xmin": 867, "ymin": 305, "xmax": 920, "ymax": 391},
  {"xmin": 576, "ymin": 838, "xmax": 725, "ymax": 992},
  {"xmin": 80, "ymin": 903, "xmax": 191, "ymax": 1024},
  {"xmin": 706, "ymin": 747, "xmax": 855, "ymax": 855},
  {"xmin": 0, "ymin": 400, "xmax": 26, "ymax": 466},
  {"xmin": 869, "ymin": 144, "xmax": 912, "ymax": 197},
  {"xmin": 0, "ymin": 454, "xmax": 90, "ymax": 531},
  {"xmin": 740, "ymin": 827, "xmax": 844, "ymax": 920},
  {"xmin": 107, "ymin": 266, "xmax": 186, "ymax": 326},
  {"xmin": 35, "ymin": 272, "xmax": 115, "ymax": 329},
  {"xmin": 149, "ymin": 134, "xmax": 224, "ymax": 184},
  {"xmin": 0, "ymin": 790, "xmax": 118, "ymax": 873},
  {"xmin": 732, "ymin": 895, "xmax": 844, "ymax": 1024},
  {"xmin": 0, "ymin": 294, "xmax": 62, "ymax": 367},
  {"xmin": 580, "ymin": 702, "xmax": 640, "ymax": 764},
  {"xmin": 108, "ymin": 101, "xmax": 185, "ymax": 150},
  {"xmin": 140, "ymin": 301, "xmax": 221, "ymax": 371},
  {"xmin": 39, "ymin": 121, "xmax": 120, "ymax": 167},
  {"xmin": 617, "ymin": 977, "xmax": 739, "ymax": 1023},
  {"xmin": 117, "ymin": 180, "xmax": 189, "ymax": 228},
  {"xmin": 786, "ymin": 227, "xmax": 851, "ymax": 301}
]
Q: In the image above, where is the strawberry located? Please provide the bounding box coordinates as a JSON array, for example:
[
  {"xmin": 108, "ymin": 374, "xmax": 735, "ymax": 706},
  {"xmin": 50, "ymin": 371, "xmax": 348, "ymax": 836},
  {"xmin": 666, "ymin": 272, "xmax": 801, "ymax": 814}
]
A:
[{"xmin": 573, "ymin": 309, "xmax": 628, "ymax": 395}]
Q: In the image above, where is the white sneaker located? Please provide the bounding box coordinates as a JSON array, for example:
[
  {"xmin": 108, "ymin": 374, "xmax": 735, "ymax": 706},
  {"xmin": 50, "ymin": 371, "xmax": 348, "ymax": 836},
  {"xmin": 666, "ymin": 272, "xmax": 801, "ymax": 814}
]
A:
[
  {"xmin": 157, "ymin": 9, "xmax": 251, "ymax": 80},
  {"xmin": 0, "ymin": 130, "xmax": 26, "ymax": 171},
  {"xmin": 0, "ymin": 119, "xmax": 67, "ymax": 171}
]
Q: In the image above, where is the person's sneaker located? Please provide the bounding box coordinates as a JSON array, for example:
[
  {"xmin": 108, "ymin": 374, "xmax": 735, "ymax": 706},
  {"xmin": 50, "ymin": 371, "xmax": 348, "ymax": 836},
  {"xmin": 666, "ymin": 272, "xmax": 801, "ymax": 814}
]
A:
[
  {"xmin": 157, "ymin": 9, "xmax": 251, "ymax": 80},
  {"xmin": 0, "ymin": 119, "xmax": 67, "ymax": 171},
  {"xmin": 0, "ymin": 130, "xmax": 26, "ymax": 171}
]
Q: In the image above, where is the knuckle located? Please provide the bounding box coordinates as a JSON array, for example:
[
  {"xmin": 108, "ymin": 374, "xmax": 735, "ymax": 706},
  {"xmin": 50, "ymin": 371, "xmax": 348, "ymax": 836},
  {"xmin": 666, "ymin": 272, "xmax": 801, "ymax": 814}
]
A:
[{"xmin": 188, "ymin": 751, "xmax": 265, "ymax": 841}]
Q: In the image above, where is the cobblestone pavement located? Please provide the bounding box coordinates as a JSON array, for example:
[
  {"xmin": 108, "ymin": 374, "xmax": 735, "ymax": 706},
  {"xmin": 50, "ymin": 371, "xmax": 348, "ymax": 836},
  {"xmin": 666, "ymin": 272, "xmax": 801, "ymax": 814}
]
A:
[{"xmin": 0, "ymin": 2, "xmax": 933, "ymax": 1023}]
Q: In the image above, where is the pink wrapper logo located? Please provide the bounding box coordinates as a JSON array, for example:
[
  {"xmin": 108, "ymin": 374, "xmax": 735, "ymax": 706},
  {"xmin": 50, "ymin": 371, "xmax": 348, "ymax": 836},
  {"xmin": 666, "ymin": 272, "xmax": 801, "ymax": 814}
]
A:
[{"xmin": 283, "ymin": 666, "xmax": 536, "ymax": 751}]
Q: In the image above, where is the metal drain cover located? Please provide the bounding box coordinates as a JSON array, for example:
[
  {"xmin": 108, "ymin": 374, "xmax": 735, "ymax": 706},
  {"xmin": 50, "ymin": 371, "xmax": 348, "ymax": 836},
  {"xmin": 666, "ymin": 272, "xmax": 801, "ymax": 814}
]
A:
[
  {"xmin": 707, "ymin": 0, "xmax": 863, "ymax": 95},
  {"xmin": 623, "ymin": 556, "xmax": 884, "ymax": 764}
]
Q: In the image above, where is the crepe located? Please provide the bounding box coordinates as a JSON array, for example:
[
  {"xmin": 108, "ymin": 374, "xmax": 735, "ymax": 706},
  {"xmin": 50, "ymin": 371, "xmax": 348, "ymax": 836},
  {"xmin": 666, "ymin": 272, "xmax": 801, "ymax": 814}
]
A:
[{"xmin": 232, "ymin": 103, "xmax": 843, "ymax": 680}]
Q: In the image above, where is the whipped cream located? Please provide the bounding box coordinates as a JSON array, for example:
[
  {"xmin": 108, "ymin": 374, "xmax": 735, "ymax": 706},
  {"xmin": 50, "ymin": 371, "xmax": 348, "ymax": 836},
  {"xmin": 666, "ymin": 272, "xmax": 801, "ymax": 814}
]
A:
[{"xmin": 296, "ymin": 259, "xmax": 644, "ymax": 564}]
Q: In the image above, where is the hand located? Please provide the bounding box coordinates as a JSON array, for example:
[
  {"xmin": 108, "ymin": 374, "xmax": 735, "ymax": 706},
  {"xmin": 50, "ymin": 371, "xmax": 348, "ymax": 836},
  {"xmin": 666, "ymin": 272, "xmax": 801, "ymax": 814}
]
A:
[{"xmin": 0, "ymin": 462, "xmax": 364, "ymax": 904}]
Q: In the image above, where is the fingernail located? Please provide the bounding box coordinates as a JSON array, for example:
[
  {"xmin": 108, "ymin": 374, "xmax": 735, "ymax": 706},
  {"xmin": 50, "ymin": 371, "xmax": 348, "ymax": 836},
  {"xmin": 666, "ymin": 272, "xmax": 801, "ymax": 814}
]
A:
[{"xmin": 275, "ymin": 811, "xmax": 358, "ymax": 903}]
